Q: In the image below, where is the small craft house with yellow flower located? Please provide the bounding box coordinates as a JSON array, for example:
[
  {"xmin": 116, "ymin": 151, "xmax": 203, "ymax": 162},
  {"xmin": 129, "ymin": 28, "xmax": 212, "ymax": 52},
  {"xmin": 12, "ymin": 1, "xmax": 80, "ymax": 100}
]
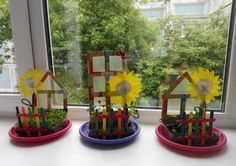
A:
[
  {"xmin": 87, "ymin": 51, "xmax": 140, "ymax": 139},
  {"xmin": 160, "ymin": 68, "xmax": 221, "ymax": 146},
  {"xmin": 15, "ymin": 70, "xmax": 68, "ymax": 137}
]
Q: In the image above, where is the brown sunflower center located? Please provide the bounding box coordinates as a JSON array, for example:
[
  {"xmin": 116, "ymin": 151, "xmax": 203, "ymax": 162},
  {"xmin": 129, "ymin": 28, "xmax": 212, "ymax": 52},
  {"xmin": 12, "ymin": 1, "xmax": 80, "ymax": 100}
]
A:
[
  {"xmin": 196, "ymin": 78, "xmax": 213, "ymax": 95},
  {"xmin": 26, "ymin": 77, "xmax": 35, "ymax": 90},
  {"xmin": 116, "ymin": 80, "xmax": 131, "ymax": 96}
]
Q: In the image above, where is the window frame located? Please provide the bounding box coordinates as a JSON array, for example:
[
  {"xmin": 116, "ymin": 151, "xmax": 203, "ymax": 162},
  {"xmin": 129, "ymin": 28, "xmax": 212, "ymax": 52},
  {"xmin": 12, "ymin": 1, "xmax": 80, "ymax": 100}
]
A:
[
  {"xmin": 0, "ymin": 0, "xmax": 35, "ymax": 116},
  {"xmin": 0, "ymin": 0, "xmax": 236, "ymax": 128}
]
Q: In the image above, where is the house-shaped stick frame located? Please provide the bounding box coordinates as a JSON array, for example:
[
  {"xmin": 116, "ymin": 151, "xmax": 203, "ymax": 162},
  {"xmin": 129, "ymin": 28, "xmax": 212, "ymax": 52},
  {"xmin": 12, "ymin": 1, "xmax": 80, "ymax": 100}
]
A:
[
  {"xmin": 162, "ymin": 72, "xmax": 193, "ymax": 117},
  {"xmin": 87, "ymin": 51, "xmax": 126, "ymax": 112},
  {"xmin": 35, "ymin": 71, "xmax": 68, "ymax": 112}
]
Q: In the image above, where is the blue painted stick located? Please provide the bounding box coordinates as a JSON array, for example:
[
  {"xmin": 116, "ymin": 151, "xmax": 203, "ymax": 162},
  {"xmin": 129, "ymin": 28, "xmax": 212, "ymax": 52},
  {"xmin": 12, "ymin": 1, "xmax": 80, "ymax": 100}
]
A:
[
  {"xmin": 109, "ymin": 108, "xmax": 114, "ymax": 133},
  {"xmin": 123, "ymin": 104, "xmax": 128, "ymax": 131},
  {"xmin": 208, "ymin": 110, "xmax": 214, "ymax": 135},
  {"xmin": 181, "ymin": 111, "xmax": 186, "ymax": 136},
  {"xmin": 40, "ymin": 108, "xmax": 46, "ymax": 129}
]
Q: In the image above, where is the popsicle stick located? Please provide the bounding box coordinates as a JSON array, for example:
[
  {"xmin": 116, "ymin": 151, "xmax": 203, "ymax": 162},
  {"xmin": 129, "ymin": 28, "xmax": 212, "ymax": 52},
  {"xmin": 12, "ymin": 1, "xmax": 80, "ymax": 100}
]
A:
[
  {"xmin": 188, "ymin": 112, "xmax": 193, "ymax": 146},
  {"xmin": 22, "ymin": 107, "xmax": 30, "ymax": 136},
  {"xmin": 201, "ymin": 108, "xmax": 206, "ymax": 146},
  {"xmin": 16, "ymin": 107, "xmax": 23, "ymax": 128},
  {"xmin": 102, "ymin": 109, "xmax": 106, "ymax": 139},
  {"xmin": 47, "ymin": 92, "xmax": 51, "ymax": 109},
  {"xmin": 34, "ymin": 106, "xmax": 41, "ymax": 136},
  {"xmin": 118, "ymin": 108, "xmax": 122, "ymax": 132},
  {"xmin": 95, "ymin": 109, "xmax": 99, "ymax": 133},
  {"xmin": 181, "ymin": 111, "xmax": 186, "ymax": 136},
  {"xmin": 208, "ymin": 110, "xmax": 214, "ymax": 135},
  {"xmin": 109, "ymin": 108, "xmax": 114, "ymax": 132}
]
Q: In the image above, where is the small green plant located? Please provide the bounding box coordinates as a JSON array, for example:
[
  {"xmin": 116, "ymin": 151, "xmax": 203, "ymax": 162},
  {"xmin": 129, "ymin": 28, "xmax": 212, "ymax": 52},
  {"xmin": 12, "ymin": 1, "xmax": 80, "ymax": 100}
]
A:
[{"xmin": 45, "ymin": 109, "xmax": 67, "ymax": 130}]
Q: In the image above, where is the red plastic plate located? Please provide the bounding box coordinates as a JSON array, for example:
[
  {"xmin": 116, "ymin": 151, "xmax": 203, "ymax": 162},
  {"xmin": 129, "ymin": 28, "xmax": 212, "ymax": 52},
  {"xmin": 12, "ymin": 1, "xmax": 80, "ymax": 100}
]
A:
[
  {"xmin": 155, "ymin": 123, "xmax": 227, "ymax": 152},
  {"xmin": 9, "ymin": 119, "xmax": 72, "ymax": 142}
]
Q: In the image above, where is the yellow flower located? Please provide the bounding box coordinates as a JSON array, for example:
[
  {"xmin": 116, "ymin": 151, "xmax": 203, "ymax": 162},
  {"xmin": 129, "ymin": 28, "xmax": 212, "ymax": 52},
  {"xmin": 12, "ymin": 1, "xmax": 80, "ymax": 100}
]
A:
[
  {"xmin": 18, "ymin": 69, "xmax": 42, "ymax": 96},
  {"xmin": 108, "ymin": 71, "xmax": 141, "ymax": 106},
  {"xmin": 189, "ymin": 68, "xmax": 221, "ymax": 104}
]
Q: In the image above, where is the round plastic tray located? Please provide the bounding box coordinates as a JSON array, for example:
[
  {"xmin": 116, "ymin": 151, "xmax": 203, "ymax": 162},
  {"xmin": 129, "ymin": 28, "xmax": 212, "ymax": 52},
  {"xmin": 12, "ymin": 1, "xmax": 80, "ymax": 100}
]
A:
[
  {"xmin": 9, "ymin": 119, "xmax": 72, "ymax": 143},
  {"xmin": 79, "ymin": 121, "xmax": 140, "ymax": 145},
  {"xmin": 155, "ymin": 123, "xmax": 227, "ymax": 152}
]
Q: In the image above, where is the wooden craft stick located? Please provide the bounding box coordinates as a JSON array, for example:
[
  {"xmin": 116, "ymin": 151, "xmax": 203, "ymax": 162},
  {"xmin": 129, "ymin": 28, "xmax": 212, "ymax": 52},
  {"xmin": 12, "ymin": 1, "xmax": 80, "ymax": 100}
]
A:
[
  {"xmin": 102, "ymin": 109, "xmax": 106, "ymax": 139},
  {"xmin": 40, "ymin": 108, "xmax": 46, "ymax": 129},
  {"xmin": 180, "ymin": 97, "xmax": 186, "ymax": 115},
  {"xmin": 181, "ymin": 111, "xmax": 186, "ymax": 136},
  {"xmin": 95, "ymin": 109, "xmax": 99, "ymax": 132},
  {"xmin": 194, "ymin": 111, "xmax": 200, "ymax": 136},
  {"xmin": 28, "ymin": 107, "xmax": 34, "ymax": 136},
  {"xmin": 16, "ymin": 107, "xmax": 23, "ymax": 128},
  {"xmin": 34, "ymin": 106, "xmax": 41, "ymax": 136},
  {"xmin": 22, "ymin": 107, "xmax": 30, "ymax": 136},
  {"xmin": 47, "ymin": 91, "xmax": 51, "ymax": 109},
  {"xmin": 123, "ymin": 105, "xmax": 128, "ymax": 131},
  {"xmin": 188, "ymin": 112, "xmax": 193, "ymax": 146},
  {"xmin": 109, "ymin": 108, "xmax": 114, "ymax": 132},
  {"xmin": 118, "ymin": 108, "xmax": 122, "ymax": 132},
  {"xmin": 208, "ymin": 110, "xmax": 214, "ymax": 135},
  {"xmin": 201, "ymin": 108, "xmax": 206, "ymax": 146}
]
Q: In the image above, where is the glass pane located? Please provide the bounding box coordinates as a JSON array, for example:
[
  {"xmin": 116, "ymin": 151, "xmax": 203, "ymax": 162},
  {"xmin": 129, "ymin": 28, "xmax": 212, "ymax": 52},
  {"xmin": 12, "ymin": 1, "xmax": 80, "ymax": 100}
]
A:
[
  {"xmin": 92, "ymin": 56, "xmax": 105, "ymax": 72},
  {"xmin": 0, "ymin": 0, "xmax": 18, "ymax": 92},
  {"xmin": 174, "ymin": 4, "xmax": 205, "ymax": 14},
  {"xmin": 48, "ymin": 0, "xmax": 233, "ymax": 111},
  {"xmin": 93, "ymin": 76, "xmax": 105, "ymax": 92},
  {"xmin": 109, "ymin": 56, "xmax": 123, "ymax": 71}
]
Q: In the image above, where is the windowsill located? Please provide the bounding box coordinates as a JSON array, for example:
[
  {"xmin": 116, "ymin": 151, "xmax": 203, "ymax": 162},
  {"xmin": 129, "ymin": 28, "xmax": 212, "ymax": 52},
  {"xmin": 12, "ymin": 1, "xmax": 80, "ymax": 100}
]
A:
[
  {"xmin": 1, "ymin": 105, "xmax": 236, "ymax": 128},
  {"xmin": 0, "ymin": 117, "xmax": 235, "ymax": 166}
]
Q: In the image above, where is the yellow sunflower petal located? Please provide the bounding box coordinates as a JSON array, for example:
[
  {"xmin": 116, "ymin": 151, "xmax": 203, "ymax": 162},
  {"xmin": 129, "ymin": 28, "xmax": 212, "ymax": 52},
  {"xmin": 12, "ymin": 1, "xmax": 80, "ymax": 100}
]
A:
[
  {"xmin": 18, "ymin": 69, "xmax": 42, "ymax": 96},
  {"xmin": 188, "ymin": 68, "xmax": 221, "ymax": 104}
]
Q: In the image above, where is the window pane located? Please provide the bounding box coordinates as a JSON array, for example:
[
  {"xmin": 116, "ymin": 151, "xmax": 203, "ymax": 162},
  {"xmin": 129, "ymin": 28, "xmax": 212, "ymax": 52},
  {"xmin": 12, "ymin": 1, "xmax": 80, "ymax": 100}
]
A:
[
  {"xmin": 0, "ymin": 0, "xmax": 18, "ymax": 92},
  {"xmin": 174, "ymin": 4, "xmax": 205, "ymax": 14},
  {"xmin": 47, "ymin": 0, "xmax": 233, "ymax": 111}
]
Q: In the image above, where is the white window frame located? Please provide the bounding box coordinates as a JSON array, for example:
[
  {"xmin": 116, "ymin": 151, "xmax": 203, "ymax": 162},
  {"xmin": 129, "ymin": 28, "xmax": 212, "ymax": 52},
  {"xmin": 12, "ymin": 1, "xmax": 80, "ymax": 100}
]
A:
[{"xmin": 0, "ymin": 0, "xmax": 236, "ymax": 128}]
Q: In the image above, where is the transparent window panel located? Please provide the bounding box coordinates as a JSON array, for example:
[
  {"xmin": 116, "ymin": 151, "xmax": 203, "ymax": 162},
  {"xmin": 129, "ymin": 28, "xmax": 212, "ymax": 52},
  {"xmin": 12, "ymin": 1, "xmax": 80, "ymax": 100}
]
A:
[
  {"xmin": 170, "ymin": 78, "xmax": 190, "ymax": 95},
  {"xmin": 109, "ymin": 56, "xmax": 122, "ymax": 71},
  {"xmin": 93, "ymin": 76, "xmax": 106, "ymax": 92},
  {"xmin": 93, "ymin": 56, "xmax": 105, "ymax": 72},
  {"xmin": 167, "ymin": 99, "xmax": 181, "ymax": 112},
  {"xmin": 0, "ymin": 0, "xmax": 18, "ymax": 93},
  {"xmin": 94, "ymin": 97, "xmax": 106, "ymax": 106},
  {"xmin": 47, "ymin": 0, "xmax": 232, "ymax": 109}
]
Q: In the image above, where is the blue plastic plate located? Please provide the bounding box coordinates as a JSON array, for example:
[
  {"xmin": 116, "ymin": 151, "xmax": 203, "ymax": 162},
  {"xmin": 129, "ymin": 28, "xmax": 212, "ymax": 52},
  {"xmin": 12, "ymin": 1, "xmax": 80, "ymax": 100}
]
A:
[{"xmin": 79, "ymin": 121, "xmax": 140, "ymax": 145}]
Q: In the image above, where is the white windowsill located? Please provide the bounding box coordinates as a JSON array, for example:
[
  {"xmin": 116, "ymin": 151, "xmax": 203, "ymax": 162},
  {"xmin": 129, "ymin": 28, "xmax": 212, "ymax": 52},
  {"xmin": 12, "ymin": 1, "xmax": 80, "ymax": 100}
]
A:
[{"xmin": 0, "ymin": 118, "xmax": 235, "ymax": 166}]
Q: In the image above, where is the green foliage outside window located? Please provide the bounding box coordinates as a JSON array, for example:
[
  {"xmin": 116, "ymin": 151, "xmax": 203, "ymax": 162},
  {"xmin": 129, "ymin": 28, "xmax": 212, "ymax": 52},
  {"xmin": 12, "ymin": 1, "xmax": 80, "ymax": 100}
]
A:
[{"xmin": 0, "ymin": 0, "xmax": 230, "ymax": 107}]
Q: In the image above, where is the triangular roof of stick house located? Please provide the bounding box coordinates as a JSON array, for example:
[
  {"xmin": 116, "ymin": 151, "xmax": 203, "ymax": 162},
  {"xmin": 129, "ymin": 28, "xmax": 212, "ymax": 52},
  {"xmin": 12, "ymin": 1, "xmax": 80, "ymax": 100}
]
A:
[
  {"xmin": 164, "ymin": 72, "xmax": 193, "ymax": 97},
  {"xmin": 162, "ymin": 72, "xmax": 193, "ymax": 117},
  {"xmin": 39, "ymin": 71, "xmax": 66, "ymax": 94}
]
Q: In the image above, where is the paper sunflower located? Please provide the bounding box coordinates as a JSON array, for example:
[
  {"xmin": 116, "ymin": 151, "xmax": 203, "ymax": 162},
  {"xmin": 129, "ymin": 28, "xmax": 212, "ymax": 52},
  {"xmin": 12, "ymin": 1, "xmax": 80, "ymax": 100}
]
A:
[
  {"xmin": 108, "ymin": 71, "xmax": 141, "ymax": 106},
  {"xmin": 189, "ymin": 68, "xmax": 221, "ymax": 104},
  {"xmin": 18, "ymin": 69, "xmax": 42, "ymax": 96}
]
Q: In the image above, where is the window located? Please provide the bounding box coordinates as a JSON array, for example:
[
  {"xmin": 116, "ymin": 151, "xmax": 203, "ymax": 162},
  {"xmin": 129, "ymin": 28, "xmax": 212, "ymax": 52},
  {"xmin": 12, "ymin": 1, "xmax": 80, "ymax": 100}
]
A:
[
  {"xmin": 174, "ymin": 3, "xmax": 206, "ymax": 15},
  {"xmin": 0, "ymin": 0, "xmax": 35, "ymax": 115},
  {"xmin": 141, "ymin": 8, "xmax": 164, "ymax": 19},
  {"xmin": 46, "ymin": 0, "xmax": 233, "ymax": 112},
  {"xmin": 0, "ymin": 0, "xmax": 17, "ymax": 92},
  {"xmin": 1, "ymin": 0, "xmax": 236, "ymax": 127}
]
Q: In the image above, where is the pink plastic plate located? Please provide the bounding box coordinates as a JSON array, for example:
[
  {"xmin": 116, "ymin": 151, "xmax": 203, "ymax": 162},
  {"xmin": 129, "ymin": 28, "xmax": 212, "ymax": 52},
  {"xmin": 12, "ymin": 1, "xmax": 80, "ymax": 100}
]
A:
[
  {"xmin": 9, "ymin": 119, "xmax": 72, "ymax": 143},
  {"xmin": 155, "ymin": 123, "xmax": 227, "ymax": 152}
]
